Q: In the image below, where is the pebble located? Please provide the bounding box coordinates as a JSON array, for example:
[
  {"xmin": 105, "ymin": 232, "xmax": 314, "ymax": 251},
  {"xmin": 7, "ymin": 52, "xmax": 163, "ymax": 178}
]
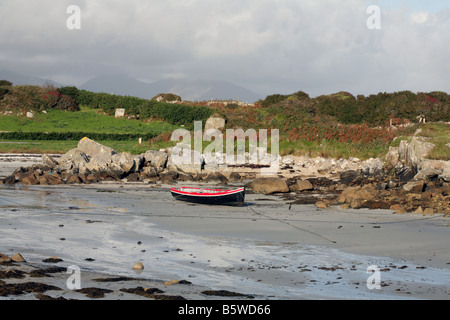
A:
[{"xmin": 132, "ymin": 262, "xmax": 144, "ymax": 270}]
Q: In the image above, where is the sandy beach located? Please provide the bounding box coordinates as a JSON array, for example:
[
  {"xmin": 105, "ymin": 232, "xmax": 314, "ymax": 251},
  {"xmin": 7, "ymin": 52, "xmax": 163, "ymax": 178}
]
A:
[{"xmin": 1, "ymin": 176, "xmax": 449, "ymax": 300}]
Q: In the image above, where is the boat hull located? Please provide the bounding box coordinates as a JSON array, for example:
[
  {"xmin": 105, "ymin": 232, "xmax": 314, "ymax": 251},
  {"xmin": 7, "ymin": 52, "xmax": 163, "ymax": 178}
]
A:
[{"xmin": 170, "ymin": 187, "xmax": 245, "ymax": 206}]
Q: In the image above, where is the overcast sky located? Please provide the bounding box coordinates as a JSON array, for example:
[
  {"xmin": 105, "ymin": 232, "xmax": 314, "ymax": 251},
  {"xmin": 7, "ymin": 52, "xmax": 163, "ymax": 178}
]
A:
[{"xmin": 0, "ymin": 0, "xmax": 448, "ymax": 98}]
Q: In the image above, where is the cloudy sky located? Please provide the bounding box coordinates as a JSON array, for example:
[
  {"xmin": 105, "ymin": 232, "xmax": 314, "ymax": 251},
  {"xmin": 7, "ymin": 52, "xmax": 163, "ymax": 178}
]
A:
[{"xmin": 0, "ymin": 0, "xmax": 448, "ymax": 98}]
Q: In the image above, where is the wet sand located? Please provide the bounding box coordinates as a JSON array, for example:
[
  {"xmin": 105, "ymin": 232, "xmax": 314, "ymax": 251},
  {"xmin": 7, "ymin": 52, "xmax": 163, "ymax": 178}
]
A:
[{"xmin": 1, "ymin": 182, "xmax": 449, "ymax": 300}]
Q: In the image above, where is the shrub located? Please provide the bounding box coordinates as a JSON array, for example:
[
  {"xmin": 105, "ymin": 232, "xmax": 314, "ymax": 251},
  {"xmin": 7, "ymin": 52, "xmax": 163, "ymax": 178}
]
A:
[
  {"xmin": 0, "ymin": 80, "xmax": 13, "ymax": 86},
  {"xmin": 58, "ymin": 86, "xmax": 79, "ymax": 101},
  {"xmin": 0, "ymin": 87, "xmax": 10, "ymax": 100}
]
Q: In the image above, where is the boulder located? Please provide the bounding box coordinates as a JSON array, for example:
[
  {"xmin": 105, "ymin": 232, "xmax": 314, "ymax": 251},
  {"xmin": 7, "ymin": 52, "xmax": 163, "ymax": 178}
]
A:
[
  {"xmin": 4, "ymin": 175, "xmax": 16, "ymax": 184},
  {"xmin": 59, "ymin": 148, "xmax": 89, "ymax": 165},
  {"xmin": 440, "ymin": 162, "xmax": 450, "ymax": 182},
  {"xmin": 315, "ymin": 201, "xmax": 328, "ymax": 209},
  {"xmin": 11, "ymin": 253, "xmax": 26, "ymax": 262},
  {"xmin": 291, "ymin": 179, "xmax": 313, "ymax": 192},
  {"xmin": 403, "ymin": 181, "xmax": 425, "ymax": 193},
  {"xmin": 115, "ymin": 108, "xmax": 126, "ymax": 118},
  {"xmin": 390, "ymin": 204, "xmax": 407, "ymax": 214},
  {"xmin": 414, "ymin": 167, "xmax": 440, "ymax": 180},
  {"xmin": 46, "ymin": 173, "xmax": 64, "ymax": 185},
  {"xmin": 167, "ymin": 146, "xmax": 202, "ymax": 174},
  {"xmin": 361, "ymin": 158, "xmax": 384, "ymax": 176},
  {"xmin": 66, "ymin": 174, "xmax": 82, "ymax": 184},
  {"xmin": 142, "ymin": 166, "xmax": 158, "ymax": 178},
  {"xmin": 86, "ymin": 151, "xmax": 113, "ymax": 172},
  {"xmin": 204, "ymin": 115, "xmax": 226, "ymax": 132},
  {"xmin": 78, "ymin": 137, "xmax": 116, "ymax": 158},
  {"xmin": 111, "ymin": 152, "xmax": 136, "ymax": 174},
  {"xmin": 42, "ymin": 154, "xmax": 59, "ymax": 168},
  {"xmin": 203, "ymin": 172, "xmax": 228, "ymax": 184},
  {"xmin": 21, "ymin": 172, "xmax": 39, "ymax": 185},
  {"xmin": 246, "ymin": 177, "xmax": 289, "ymax": 195},
  {"xmin": 385, "ymin": 147, "xmax": 400, "ymax": 167},
  {"xmin": 144, "ymin": 150, "xmax": 168, "ymax": 171},
  {"xmin": 0, "ymin": 253, "xmax": 12, "ymax": 263},
  {"xmin": 398, "ymin": 137, "xmax": 435, "ymax": 169},
  {"xmin": 338, "ymin": 185, "xmax": 376, "ymax": 203},
  {"xmin": 414, "ymin": 206, "xmax": 423, "ymax": 214}
]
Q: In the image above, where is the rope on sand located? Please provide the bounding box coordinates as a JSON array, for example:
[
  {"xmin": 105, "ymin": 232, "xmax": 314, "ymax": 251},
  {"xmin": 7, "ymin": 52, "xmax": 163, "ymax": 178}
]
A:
[{"xmin": 246, "ymin": 203, "xmax": 337, "ymax": 244}]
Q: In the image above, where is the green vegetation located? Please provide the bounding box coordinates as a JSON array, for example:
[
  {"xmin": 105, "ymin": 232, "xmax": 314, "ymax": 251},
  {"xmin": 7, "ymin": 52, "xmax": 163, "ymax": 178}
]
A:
[
  {"xmin": 0, "ymin": 82, "xmax": 448, "ymax": 159},
  {"xmin": 0, "ymin": 106, "xmax": 178, "ymax": 136}
]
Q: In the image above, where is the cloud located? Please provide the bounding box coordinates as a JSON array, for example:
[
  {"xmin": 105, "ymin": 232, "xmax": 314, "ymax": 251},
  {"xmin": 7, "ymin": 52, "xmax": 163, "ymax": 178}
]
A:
[{"xmin": 0, "ymin": 0, "xmax": 448, "ymax": 97}]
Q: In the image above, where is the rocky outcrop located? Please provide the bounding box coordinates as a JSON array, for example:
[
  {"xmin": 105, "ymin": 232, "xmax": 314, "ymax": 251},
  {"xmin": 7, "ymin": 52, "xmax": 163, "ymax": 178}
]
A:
[
  {"xmin": 245, "ymin": 177, "xmax": 289, "ymax": 195},
  {"xmin": 1, "ymin": 138, "xmax": 448, "ymax": 215},
  {"xmin": 204, "ymin": 115, "xmax": 226, "ymax": 132}
]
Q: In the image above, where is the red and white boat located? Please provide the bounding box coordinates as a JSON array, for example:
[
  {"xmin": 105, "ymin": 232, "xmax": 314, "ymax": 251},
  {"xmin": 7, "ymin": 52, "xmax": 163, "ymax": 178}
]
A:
[{"xmin": 170, "ymin": 187, "xmax": 245, "ymax": 206}]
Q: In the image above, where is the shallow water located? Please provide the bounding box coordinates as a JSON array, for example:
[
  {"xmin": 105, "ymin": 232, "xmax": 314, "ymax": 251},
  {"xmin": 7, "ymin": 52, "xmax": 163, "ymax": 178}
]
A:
[{"xmin": 0, "ymin": 184, "xmax": 449, "ymax": 299}]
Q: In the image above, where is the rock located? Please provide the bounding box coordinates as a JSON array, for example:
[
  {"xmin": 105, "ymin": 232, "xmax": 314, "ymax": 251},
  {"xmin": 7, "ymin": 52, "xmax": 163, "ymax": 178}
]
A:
[
  {"xmin": 385, "ymin": 147, "xmax": 400, "ymax": 167},
  {"xmin": 204, "ymin": 115, "xmax": 226, "ymax": 132},
  {"xmin": 11, "ymin": 253, "xmax": 26, "ymax": 262},
  {"xmin": 398, "ymin": 137, "xmax": 435, "ymax": 169},
  {"xmin": 228, "ymin": 172, "xmax": 242, "ymax": 182},
  {"xmin": 203, "ymin": 172, "xmax": 228, "ymax": 184},
  {"xmin": 440, "ymin": 162, "xmax": 450, "ymax": 182},
  {"xmin": 403, "ymin": 181, "xmax": 425, "ymax": 193},
  {"xmin": 115, "ymin": 108, "xmax": 126, "ymax": 118},
  {"xmin": 142, "ymin": 166, "xmax": 158, "ymax": 178},
  {"xmin": 397, "ymin": 166, "xmax": 416, "ymax": 183},
  {"xmin": 26, "ymin": 111, "xmax": 34, "ymax": 118},
  {"xmin": 66, "ymin": 174, "xmax": 82, "ymax": 184},
  {"xmin": 111, "ymin": 152, "xmax": 136, "ymax": 174},
  {"xmin": 338, "ymin": 185, "xmax": 376, "ymax": 203},
  {"xmin": 361, "ymin": 158, "xmax": 384, "ymax": 176},
  {"xmin": 414, "ymin": 206, "xmax": 423, "ymax": 214},
  {"xmin": 22, "ymin": 175, "xmax": 39, "ymax": 185},
  {"xmin": 315, "ymin": 201, "xmax": 327, "ymax": 208},
  {"xmin": 46, "ymin": 173, "xmax": 64, "ymax": 185},
  {"xmin": 390, "ymin": 204, "xmax": 407, "ymax": 214},
  {"xmin": 59, "ymin": 148, "xmax": 89, "ymax": 166},
  {"xmin": 423, "ymin": 208, "xmax": 434, "ymax": 215},
  {"xmin": 350, "ymin": 198, "xmax": 362, "ymax": 209},
  {"xmin": 291, "ymin": 179, "xmax": 313, "ymax": 192},
  {"xmin": 414, "ymin": 167, "xmax": 441, "ymax": 180},
  {"xmin": 167, "ymin": 147, "xmax": 202, "ymax": 175},
  {"xmin": 4, "ymin": 175, "xmax": 16, "ymax": 184},
  {"xmin": 339, "ymin": 170, "xmax": 359, "ymax": 184},
  {"xmin": 42, "ymin": 154, "xmax": 59, "ymax": 168},
  {"xmin": 246, "ymin": 177, "xmax": 289, "ymax": 195},
  {"xmin": 0, "ymin": 253, "xmax": 12, "ymax": 263},
  {"xmin": 144, "ymin": 150, "xmax": 168, "ymax": 172},
  {"xmin": 78, "ymin": 137, "xmax": 116, "ymax": 158},
  {"xmin": 132, "ymin": 262, "xmax": 144, "ymax": 270},
  {"xmin": 87, "ymin": 151, "xmax": 112, "ymax": 172}
]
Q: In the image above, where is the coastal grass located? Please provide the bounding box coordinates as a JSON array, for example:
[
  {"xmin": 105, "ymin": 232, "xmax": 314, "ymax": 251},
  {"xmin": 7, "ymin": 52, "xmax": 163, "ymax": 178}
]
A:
[
  {"xmin": 416, "ymin": 123, "xmax": 450, "ymax": 160},
  {"xmin": 0, "ymin": 106, "xmax": 179, "ymax": 135},
  {"xmin": 0, "ymin": 106, "xmax": 447, "ymax": 160},
  {"xmin": 279, "ymin": 139, "xmax": 389, "ymax": 160}
]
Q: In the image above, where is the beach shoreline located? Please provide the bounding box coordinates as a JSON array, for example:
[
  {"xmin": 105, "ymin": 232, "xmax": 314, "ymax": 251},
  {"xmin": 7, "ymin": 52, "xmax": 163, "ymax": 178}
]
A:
[{"xmin": 1, "ymin": 181, "xmax": 449, "ymax": 300}]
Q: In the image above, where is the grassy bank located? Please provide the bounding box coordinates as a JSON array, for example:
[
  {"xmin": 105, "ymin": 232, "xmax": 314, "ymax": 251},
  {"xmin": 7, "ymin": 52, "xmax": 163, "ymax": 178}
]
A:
[{"xmin": 0, "ymin": 106, "xmax": 178, "ymax": 135}]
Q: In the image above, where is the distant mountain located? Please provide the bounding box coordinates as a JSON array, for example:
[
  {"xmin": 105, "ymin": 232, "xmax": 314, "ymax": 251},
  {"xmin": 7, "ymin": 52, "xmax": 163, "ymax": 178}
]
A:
[
  {"xmin": 80, "ymin": 74, "xmax": 154, "ymax": 99},
  {"xmin": 0, "ymin": 68, "xmax": 262, "ymax": 102},
  {"xmin": 80, "ymin": 75, "xmax": 262, "ymax": 103},
  {"xmin": 0, "ymin": 68, "xmax": 63, "ymax": 87}
]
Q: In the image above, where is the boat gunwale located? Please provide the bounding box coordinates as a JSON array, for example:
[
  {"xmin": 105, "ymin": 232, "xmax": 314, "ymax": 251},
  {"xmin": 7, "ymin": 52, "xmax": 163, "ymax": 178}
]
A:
[{"xmin": 170, "ymin": 187, "xmax": 245, "ymax": 197}]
